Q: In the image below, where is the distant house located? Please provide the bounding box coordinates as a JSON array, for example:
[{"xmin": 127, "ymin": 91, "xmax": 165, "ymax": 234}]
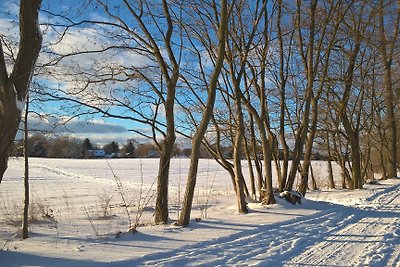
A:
[
  {"xmin": 147, "ymin": 150, "xmax": 160, "ymax": 158},
  {"xmin": 88, "ymin": 149, "xmax": 106, "ymax": 158}
]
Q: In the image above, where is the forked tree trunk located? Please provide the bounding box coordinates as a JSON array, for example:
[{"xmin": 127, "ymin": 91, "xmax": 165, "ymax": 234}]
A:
[
  {"xmin": 0, "ymin": 0, "xmax": 42, "ymax": 183},
  {"xmin": 241, "ymin": 95, "xmax": 275, "ymax": 204}
]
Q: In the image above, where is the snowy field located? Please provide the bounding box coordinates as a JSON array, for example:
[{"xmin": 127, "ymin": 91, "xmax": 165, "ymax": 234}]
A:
[{"xmin": 0, "ymin": 157, "xmax": 399, "ymax": 266}]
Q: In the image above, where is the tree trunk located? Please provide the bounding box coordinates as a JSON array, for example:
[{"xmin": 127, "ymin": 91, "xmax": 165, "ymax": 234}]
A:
[
  {"xmin": 298, "ymin": 95, "xmax": 318, "ymax": 196},
  {"xmin": 0, "ymin": 91, "xmax": 20, "ymax": 181},
  {"xmin": 155, "ymin": 138, "xmax": 175, "ymax": 224},
  {"xmin": 378, "ymin": 0, "xmax": 399, "ymax": 179},
  {"xmin": 333, "ymin": 134, "xmax": 352, "ymax": 189},
  {"xmin": 326, "ymin": 132, "xmax": 335, "ymax": 189},
  {"xmin": 382, "ymin": 64, "xmax": 397, "ymax": 178},
  {"xmin": 244, "ymin": 136, "xmax": 256, "ymax": 199},
  {"xmin": 249, "ymin": 106, "xmax": 264, "ymax": 200},
  {"xmin": 0, "ymin": 0, "xmax": 42, "ymax": 183},
  {"xmin": 233, "ymin": 105, "xmax": 248, "ymax": 213},
  {"xmin": 22, "ymin": 94, "xmax": 29, "ymax": 239},
  {"xmin": 380, "ymin": 148, "xmax": 387, "ymax": 180},
  {"xmin": 310, "ymin": 164, "xmax": 318, "ymax": 191},
  {"xmin": 260, "ymin": 128, "xmax": 276, "ymax": 204},
  {"xmin": 349, "ymin": 134, "xmax": 362, "ymax": 189},
  {"xmin": 154, "ymin": 77, "xmax": 178, "ymax": 225}
]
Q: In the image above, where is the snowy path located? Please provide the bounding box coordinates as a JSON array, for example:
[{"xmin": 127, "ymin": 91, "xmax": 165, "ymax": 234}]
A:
[{"xmin": 118, "ymin": 182, "xmax": 400, "ymax": 267}]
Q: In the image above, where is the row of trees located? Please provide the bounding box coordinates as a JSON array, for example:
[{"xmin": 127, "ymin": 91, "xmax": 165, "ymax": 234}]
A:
[
  {"xmin": 1, "ymin": 0, "xmax": 400, "ymax": 229},
  {"xmin": 12, "ymin": 135, "xmax": 217, "ymax": 159},
  {"xmin": 14, "ymin": 132, "xmax": 334, "ymax": 160},
  {"xmin": 12, "ymin": 136, "xmax": 123, "ymax": 158}
]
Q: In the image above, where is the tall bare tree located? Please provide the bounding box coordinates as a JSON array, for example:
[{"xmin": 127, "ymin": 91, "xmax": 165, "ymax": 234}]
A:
[
  {"xmin": 0, "ymin": 0, "xmax": 42, "ymax": 182},
  {"xmin": 284, "ymin": 0, "xmax": 318, "ymax": 191},
  {"xmin": 41, "ymin": 0, "xmax": 182, "ymax": 225},
  {"xmin": 298, "ymin": 0, "xmax": 354, "ymax": 195},
  {"xmin": 376, "ymin": 0, "xmax": 400, "ymax": 179},
  {"xmin": 178, "ymin": 0, "xmax": 229, "ymax": 226}
]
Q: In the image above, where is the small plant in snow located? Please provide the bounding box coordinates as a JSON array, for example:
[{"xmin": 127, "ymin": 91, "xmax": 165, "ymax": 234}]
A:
[
  {"xmin": 196, "ymin": 162, "xmax": 218, "ymax": 219},
  {"xmin": 106, "ymin": 160, "xmax": 133, "ymax": 231},
  {"xmin": 0, "ymin": 192, "xmax": 57, "ymax": 226},
  {"xmin": 106, "ymin": 159, "xmax": 156, "ymax": 234},
  {"xmin": 82, "ymin": 205, "xmax": 100, "ymax": 237},
  {"xmin": 132, "ymin": 160, "xmax": 157, "ymax": 231},
  {"xmin": 97, "ymin": 190, "xmax": 113, "ymax": 218}
]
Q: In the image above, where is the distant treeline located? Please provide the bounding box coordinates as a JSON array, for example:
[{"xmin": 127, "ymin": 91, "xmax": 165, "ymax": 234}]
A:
[{"xmin": 11, "ymin": 134, "xmax": 330, "ymax": 161}]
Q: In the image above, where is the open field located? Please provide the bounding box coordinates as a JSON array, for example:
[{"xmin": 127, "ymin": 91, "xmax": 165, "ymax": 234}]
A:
[{"xmin": 0, "ymin": 158, "xmax": 399, "ymax": 266}]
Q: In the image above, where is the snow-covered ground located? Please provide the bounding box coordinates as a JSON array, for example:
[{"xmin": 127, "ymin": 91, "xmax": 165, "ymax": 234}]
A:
[{"xmin": 0, "ymin": 158, "xmax": 399, "ymax": 266}]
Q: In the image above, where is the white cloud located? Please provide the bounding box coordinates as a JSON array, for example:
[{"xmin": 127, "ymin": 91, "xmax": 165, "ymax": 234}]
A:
[
  {"xmin": 25, "ymin": 113, "xmax": 127, "ymax": 134},
  {"xmin": 15, "ymin": 114, "xmax": 148, "ymax": 146}
]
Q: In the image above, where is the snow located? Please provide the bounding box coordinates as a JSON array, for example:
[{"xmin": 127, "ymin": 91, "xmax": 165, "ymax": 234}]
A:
[
  {"xmin": 16, "ymin": 99, "xmax": 25, "ymax": 111},
  {"xmin": 13, "ymin": 84, "xmax": 26, "ymax": 111},
  {"xmin": 0, "ymin": 158, "xmax": 399, "ymax": 266}
]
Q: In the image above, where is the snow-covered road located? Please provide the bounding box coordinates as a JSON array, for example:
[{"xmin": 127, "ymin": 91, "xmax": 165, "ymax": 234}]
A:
[{"xmin": 121, "ymin": 182, "xmax": 400, "ymax": 267}]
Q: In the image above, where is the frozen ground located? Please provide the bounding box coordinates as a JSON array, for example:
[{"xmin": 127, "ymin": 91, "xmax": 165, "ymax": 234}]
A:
[{"xmin": 0, "ymin": 158, "xmax": 399, "ymax": 266}]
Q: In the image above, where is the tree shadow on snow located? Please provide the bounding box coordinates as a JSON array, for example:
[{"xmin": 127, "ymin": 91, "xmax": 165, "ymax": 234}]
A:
[{"xmin": 0, "ymin": 250, "xmax": 109, "ymax": 267}]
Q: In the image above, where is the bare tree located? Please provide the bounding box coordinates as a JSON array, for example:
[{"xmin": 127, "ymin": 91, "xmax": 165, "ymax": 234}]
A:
[
  {"xmin": 41, "ymin": 0, "xmax": 182, "ymax": 225},
  {"xmin": 0, "ymin": 0, "xmax": 42, "ymax": 182},
  {"xmin": 178, "ymin": 0, "xmax": 229, "ymax": 226},
  {"xmin": 376, "ymin": 0, "xmax": 400, "ymax": 179},
  {"xmin": 298, "ymin": 0, "xmax": 354, "ymax": 195}
]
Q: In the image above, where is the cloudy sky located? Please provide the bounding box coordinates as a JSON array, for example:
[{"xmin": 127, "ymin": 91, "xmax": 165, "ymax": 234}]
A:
[
  {"xmin": 1, "ymin": 0, "xmax": 166, "ymax": 146},
  {"xmin": 14, "ymin": 113, "xmax": 140, "ymax": 146}
]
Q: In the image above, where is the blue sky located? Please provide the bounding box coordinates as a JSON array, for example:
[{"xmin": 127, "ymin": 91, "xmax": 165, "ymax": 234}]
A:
[
  {"xmin": 2, "ymin": 0, "xmax": 262, "ymax": 148},
  {"xmin": 1, "ymin": 0, "xmax": 172, "ymax": 146}
]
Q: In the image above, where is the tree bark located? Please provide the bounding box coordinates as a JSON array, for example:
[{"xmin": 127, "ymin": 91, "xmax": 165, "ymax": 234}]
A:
[
  {"xmin": 233, "ymin": 100, "xmax": 248, "ymax": 213},
  {"xmin": 244, "ymin": 133, "xmax": 256, "ymax": 199},
  {"xmin": 0, "ymin": 0, "xmax": 42, "ymax": 182},
  {"xmin": 298, "ymin": 95, "xmax": 318, "ymax": 196},
  {"xmin": 326, "ymin": 132, "xmax": 335, "ymax": 189},
  {"xmin": 154, "ymin": 137, "xmax": 175, "ymax": 224}
]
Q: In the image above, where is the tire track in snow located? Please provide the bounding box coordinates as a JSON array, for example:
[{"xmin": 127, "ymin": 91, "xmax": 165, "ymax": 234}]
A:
[
  {"xmin": 287, "ymin": 182, "xmax": 400, "ymax": 267},
  {"xmin": 114, "ymin": 181, "xmax": 400, "ymax": 267},
  {"xmin": 112, "ymin": 205, "xmax": 360, "ymax": 266}
]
